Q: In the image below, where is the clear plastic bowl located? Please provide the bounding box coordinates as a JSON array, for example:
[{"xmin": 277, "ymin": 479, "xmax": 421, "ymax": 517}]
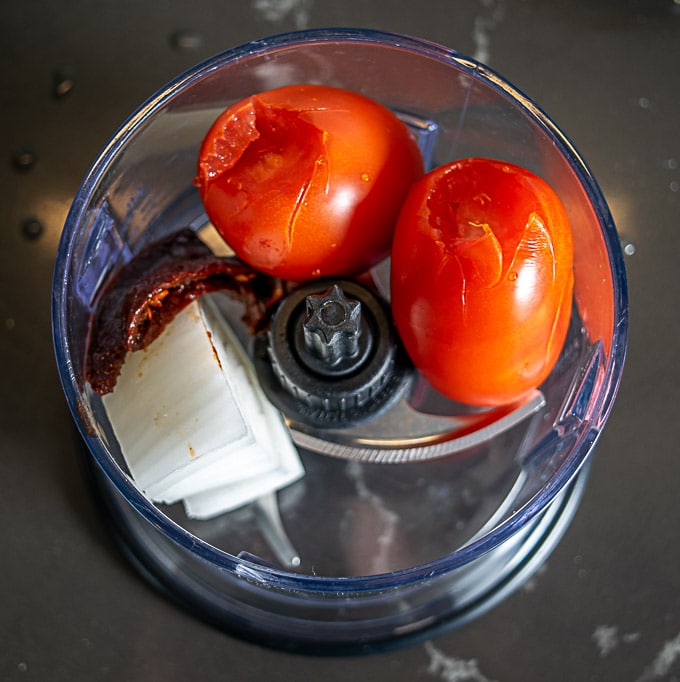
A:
[{"xmin": 52, "ymin": 28, "xmax": 628, "ymax": 652}]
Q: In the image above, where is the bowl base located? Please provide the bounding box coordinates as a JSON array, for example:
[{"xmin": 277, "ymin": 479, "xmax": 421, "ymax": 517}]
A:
[{"xmin": 80, "ymin": 440, "xmax": 590, "ymax": 654}]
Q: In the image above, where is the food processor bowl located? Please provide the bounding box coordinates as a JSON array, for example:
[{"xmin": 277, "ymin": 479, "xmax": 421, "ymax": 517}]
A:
[{"xmin": 52, "ymin": 28, "xmax": 628, "ymax": 653}]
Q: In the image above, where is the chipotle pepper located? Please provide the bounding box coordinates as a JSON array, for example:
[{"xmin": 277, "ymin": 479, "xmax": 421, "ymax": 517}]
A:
[{"xmin": 86, "ymin": 228, "xmax": 282, "ymax": 396}]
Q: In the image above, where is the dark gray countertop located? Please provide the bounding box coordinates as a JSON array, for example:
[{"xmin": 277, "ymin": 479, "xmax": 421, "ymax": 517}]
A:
[{"xmin": 2, "ymin": 1, "xmax": 679, "ymax": 679}]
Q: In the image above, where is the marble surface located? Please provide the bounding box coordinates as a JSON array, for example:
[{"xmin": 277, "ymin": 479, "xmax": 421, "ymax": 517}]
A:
[{"xmin": 2, "ymin": 1, "xmax": 679, "ymax": 679}]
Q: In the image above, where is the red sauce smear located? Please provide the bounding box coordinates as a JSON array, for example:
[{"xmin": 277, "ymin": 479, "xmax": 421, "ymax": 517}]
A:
[{"xmin": 86, "ymin": 228, "xmax": 282, "ymax": 395}]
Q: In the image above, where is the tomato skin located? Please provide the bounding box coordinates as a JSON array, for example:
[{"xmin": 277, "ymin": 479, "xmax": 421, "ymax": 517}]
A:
[
  {"xmin": 195, "ymin": 84, "xmax": 423, "ymax": 281},
  {"xmin": 390, "ymin": 158, "xmax": 574, "ymax": 407}
]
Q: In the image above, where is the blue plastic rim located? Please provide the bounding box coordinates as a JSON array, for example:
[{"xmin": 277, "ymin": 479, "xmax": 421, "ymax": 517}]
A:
[{"xmin": 52, "ymin": 29, "xmax": 628, "ymax": 598}]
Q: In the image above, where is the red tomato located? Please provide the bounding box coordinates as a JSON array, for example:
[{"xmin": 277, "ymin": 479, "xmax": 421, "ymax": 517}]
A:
[
  {"xmin": 195, "ymin": 84, "xmax": 423, "ymax": 281},
  {"xmin": 390, "ymin": 158, "xmax": 574, "ymax": 406}
]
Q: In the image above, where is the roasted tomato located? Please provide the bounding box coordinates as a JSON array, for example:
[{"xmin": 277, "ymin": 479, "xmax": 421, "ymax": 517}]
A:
[
  {"xmin": 195, "ymin": 84, "xmax": 423, "ymax": 281},
  {"xmin": 390, "ymin": 157, "xmax": 574, "ymax": 406}
]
